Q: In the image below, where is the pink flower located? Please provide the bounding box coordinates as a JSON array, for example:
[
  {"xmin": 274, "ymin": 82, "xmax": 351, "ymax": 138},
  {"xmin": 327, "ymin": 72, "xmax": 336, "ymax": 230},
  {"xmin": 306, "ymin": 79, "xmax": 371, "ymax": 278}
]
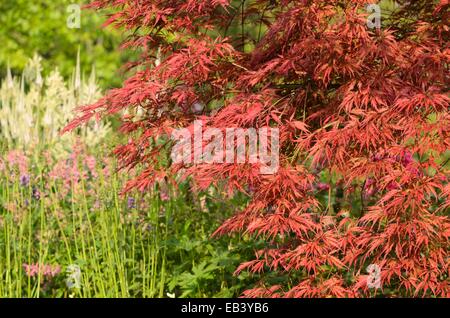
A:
[
  {"xmin": 49, "ymin": 156, "xmax": 81, "ymax": 192},
  {"xmin": 85, "ymin": 155, "xmax": 97, "ymax": 178},
  {"xmin": 42, "ymin": 151, "xmax": 54, "ymax": 167},
  {"xmin": 160, "ymin": 191, "xmax": 170, "ymax": 201},
  {"xmin": 23, "ymin": 263, "xmax": 61, "ymax": 278},
  {"xmin": 6, "ymin": 150, "xmax": 29, "ymax": 175},
  {"xmin": 102, "ymin": 158, "xmax": 112, "ymax": 178}
]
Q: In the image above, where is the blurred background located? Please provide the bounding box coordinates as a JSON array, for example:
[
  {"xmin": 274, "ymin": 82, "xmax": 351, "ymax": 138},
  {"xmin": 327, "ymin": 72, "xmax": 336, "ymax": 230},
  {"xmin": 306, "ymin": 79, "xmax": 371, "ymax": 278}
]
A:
[{"xmin": 0, "ymin": 0, "xmax": 126, "ymax": 88}]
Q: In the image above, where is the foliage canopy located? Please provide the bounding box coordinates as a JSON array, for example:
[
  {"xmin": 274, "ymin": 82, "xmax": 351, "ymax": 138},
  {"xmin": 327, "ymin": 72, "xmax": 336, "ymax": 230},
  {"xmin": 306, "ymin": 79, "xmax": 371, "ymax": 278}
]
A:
[{"xmin": 67, "ymin": 0, "xmax": 449, "ymax": 297}]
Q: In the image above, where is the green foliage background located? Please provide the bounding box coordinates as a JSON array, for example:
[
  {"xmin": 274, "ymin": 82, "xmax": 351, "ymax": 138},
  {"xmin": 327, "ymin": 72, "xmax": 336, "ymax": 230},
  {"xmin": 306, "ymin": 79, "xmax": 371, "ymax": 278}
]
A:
[{"xmin": 0, "ymin": 0, "xmax": 125, "ymax": 87}]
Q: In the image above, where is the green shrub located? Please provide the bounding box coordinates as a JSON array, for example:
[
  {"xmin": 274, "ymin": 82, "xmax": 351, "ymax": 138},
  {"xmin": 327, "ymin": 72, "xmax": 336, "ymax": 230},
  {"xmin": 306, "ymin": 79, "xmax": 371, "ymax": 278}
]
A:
[{"xmin": 0, "ymin": 0, "xmax": 125, "ymax": 87}]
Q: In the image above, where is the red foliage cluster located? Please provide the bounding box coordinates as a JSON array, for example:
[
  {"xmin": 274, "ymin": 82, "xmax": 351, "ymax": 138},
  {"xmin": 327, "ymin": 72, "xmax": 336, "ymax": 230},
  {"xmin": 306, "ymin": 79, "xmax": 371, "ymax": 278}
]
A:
[{"xmin": 65, "ymin": 0, "xmax": 449, "ymax": 297}]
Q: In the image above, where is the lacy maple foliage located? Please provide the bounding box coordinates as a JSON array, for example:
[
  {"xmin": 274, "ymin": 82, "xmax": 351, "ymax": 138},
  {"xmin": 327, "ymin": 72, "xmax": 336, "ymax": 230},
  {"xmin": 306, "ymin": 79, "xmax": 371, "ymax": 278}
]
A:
[{"xmin": 65, "ymin": 0, "xmax": 449, "ymax": 297}]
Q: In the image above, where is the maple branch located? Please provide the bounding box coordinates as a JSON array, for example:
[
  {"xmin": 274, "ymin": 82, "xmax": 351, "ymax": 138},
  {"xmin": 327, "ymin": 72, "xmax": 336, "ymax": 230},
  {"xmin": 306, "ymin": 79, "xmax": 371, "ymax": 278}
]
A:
[
  {"xmin": 257, "ymin": 3, "xmax": 270, "ymax": 43},
  {"xmin": 223, "ymin": 4, "xmax": 239, "ymax": 38},
  {"xmin": 271, "ymin": 82, "xmax": 342, "ymax": 93},
  {"xmin": 241, "ymin": 0, "xmax": 246, "ymax": 52},
  {"xmin": 438, "ymin": 157, "xmax": 449, "ymax": 172},
  {"xmin": 360, "ymin": 179, "xmax": 366, "ymax": 217}
]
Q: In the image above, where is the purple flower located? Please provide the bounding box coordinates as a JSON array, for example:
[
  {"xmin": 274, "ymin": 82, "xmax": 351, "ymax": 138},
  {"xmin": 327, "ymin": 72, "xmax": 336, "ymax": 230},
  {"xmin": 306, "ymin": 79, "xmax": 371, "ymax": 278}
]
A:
[
  {"xmin": 127, "ymin": 197, "xmax": 136, "ymax": 209},
  {"xmin": 20, "ymin": 174, "xmax": 30, "ymax": 187}
]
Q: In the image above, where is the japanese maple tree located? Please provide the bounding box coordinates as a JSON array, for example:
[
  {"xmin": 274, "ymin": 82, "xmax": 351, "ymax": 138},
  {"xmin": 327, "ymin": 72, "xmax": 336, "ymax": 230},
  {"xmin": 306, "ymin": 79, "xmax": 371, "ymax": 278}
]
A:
[{"xmin": 65, "ymin": 0, "xmax": 449, "ymax": 297}]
